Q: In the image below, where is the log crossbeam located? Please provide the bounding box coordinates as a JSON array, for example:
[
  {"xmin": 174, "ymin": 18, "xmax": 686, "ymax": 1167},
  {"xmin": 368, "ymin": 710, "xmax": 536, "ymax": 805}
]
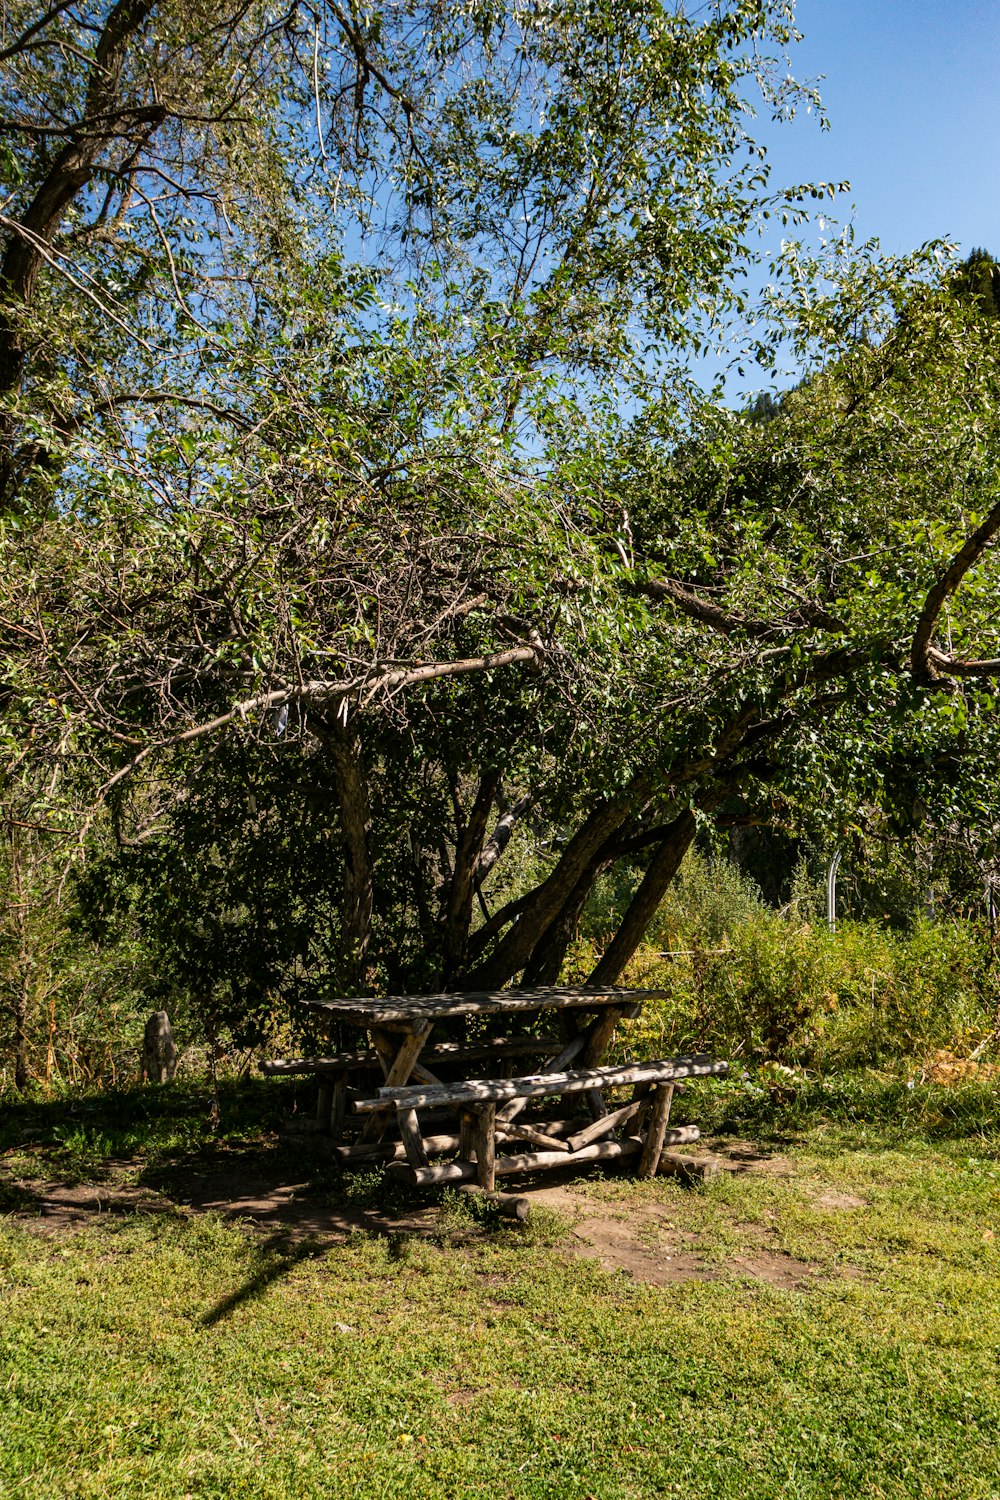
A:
[{"xmin": 353, "ymin": 1056, "xmax": 728, "ymax": 1113}]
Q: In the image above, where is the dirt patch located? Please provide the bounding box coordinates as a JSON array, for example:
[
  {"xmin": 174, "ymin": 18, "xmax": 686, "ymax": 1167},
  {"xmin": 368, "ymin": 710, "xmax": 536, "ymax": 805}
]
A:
[
  {"xmin": 523, "ymin": 1180, "xmax": 833, "ymax": 1292},
  {"xmin": 0, "ymin": 1178, "xmax": 178, "ymax": 1235},
  {"xmin": 707, "ymin": 1139, "xmax": 795, "ymax": 1176},
  {"xmin": 813, "ymin": 1190, "xmax": 866, "ymax": 1211},
  {"xmin": 528, "ymin": 1182, "xmax": 716, "ymax": 1287},
  {"xmin": 3, "ymin": 1136, "xmax": 822, "ymax": 1292},
  {"xmin": 725, "ymin": 1250, "xmax": 822, "ymax": 1290},
  {"xmin": 444, "ymin": 1389, "xmax": 479, "ymax": 1407}
]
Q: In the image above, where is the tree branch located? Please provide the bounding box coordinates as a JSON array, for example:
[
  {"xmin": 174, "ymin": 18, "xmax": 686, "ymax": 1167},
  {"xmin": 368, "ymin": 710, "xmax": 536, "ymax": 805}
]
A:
[
  {"xmin": 95, "ymin": 646, "xmax": 543, "ymax": 801},
  {"xmin": 911, "ymin": 497, "xmax": 1000, "ymax": 683}
]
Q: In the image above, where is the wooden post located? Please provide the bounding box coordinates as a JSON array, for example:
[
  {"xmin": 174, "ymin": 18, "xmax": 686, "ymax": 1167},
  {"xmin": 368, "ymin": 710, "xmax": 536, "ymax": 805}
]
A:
[
  {"xmin": 330, "ymin": 1076, "xmax": 347, "ymax": 1139},
  {"xmin": 387, "ymin": 1128, "xmax": 702, "ymax": 1188},
  {"xmin": 638, "ymin": 1083, "xmax": 674, "ymax": 1178},
  {"xmin": 658, "ymin": 1149, "xmax": 717, "ymax": 1185},
  {"xmin": 584, "ymin": 1088, "xmax": 608, "ymax": 1121},
  {"xmin": 497, "ymin": 1121, "xmax": 569, "ymax": 1153},
  {"xmin": 495, "ymin": 1029, "xmax": 588, "ymax": 1125},
  {"xmin": 458, "ymin": 1109, "xmax": 477, "ymax": 1162},
  {"xmin": 473, "ymin": 1103, "xmax": 496, "ymax": 1191},
  {"xmin": 565, "ymin": 1097, "xmax": 644, "ymax": 1153},
  {"xmin": 142, "ymin": 1011, "xmax": 178, "ymax": 1083},
  {"xmin": 316, "ymin": 1080, "xmax": 333, "ymax": 1131}
]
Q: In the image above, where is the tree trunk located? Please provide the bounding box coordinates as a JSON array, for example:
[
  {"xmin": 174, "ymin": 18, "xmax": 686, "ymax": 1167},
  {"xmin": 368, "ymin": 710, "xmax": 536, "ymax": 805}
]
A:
[
  {"xmin": 462, "ymin": 781, "xmax": 646, "ymax": 989},
  {"xmin": 586, "ymin": 808, "xmax": 699, "ymax": 986},
  {"xmin": 0, "ymin": 0, "xmax": 160, "ymax": 500},
  {"xmin": 441, "ymin": 771, "xmax": 500, "ymax": 985},
  {"xmin": 522, "ymin": 858, "xmax": 609, "ymax": 986},
  {"xmin": 476, "ymin": 792, "xmax": 532, "ymax": 882},
  {"xmin": 13, "ymin": 981, "xmax": 29, "ymax": 1092},
  {"xmin": 320, "ymin": 715, "xmax": 374, "ymax": 988}
]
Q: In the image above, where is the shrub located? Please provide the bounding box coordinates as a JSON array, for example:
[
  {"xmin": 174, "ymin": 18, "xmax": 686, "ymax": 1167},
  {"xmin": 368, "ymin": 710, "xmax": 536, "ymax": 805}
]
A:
[{"xmin": 579, "ymin": 853, "xmax": 1000, "ymax": 1072}]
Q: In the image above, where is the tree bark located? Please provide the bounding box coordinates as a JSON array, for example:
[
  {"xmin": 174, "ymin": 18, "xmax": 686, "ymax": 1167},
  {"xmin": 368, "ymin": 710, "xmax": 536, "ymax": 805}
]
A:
[
  {"xmin": 911, "ymin": 497, "xmax": 1000, "ymax": 683},
  {"xmin": 0, "ymin": 0, "xmax": 159, "ymax": 401},
  {"xmin": 585, "ymin": 804, "xmax": 705, "ymax": 986},
  {"xmin": 476, "ymin": 792, "xmax": 532, "ymax": 882},
  {"xmin": 521, "ymin": 857, "xmax": 609, "ymax": 986},
  {"xmin": 319, "ymin": 716, "xmax": 374, "ymax": 987},
  {"xmin": 441, "ymin": 771, "xmax": 500, "ymax": 984},
  {"xmin": 461, "ymin": 782, "xmax": 646, "ymax": 990},
  {"xmin": 13, "ymin": 981, "xmax": 29, "ymax": 1092}
]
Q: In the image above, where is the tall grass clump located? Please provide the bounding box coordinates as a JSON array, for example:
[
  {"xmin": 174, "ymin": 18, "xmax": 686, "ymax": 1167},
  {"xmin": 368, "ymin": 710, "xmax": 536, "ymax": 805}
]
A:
[{"xmin": 568, "ymin": 852, "xmax": 1000, "ymax": 1074}]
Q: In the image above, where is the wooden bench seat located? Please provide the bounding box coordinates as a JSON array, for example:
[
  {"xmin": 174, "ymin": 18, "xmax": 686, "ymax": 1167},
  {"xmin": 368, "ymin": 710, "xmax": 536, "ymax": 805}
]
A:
[
  {"xmin": 353, "ymin": 1054, "xmax": 727, "ymax": 1113},
  {"xmin": 262, "ymin": 1036, "xmax": 562, "ymax": 1133},
  {"xmin": 352, "ymin": 1053, "xmax": 728, "ymax": 1189},
  {"xmin": 261, "ymin": 1034, "xmax": 559, "ymax": 1079}
]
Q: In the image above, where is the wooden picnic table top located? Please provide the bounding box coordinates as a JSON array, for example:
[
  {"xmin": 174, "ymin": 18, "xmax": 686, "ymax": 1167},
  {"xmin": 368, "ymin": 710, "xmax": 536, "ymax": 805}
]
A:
[{"xmin": 300, "ymin": 984, "xmax": 667, "ymax": 1030}]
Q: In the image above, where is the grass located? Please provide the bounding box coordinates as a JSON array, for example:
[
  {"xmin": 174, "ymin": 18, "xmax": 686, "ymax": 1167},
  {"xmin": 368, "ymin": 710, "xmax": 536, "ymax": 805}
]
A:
[{"xmin": 2, "ymin": 1075, "xmax": 1000, "ymax": 1498}]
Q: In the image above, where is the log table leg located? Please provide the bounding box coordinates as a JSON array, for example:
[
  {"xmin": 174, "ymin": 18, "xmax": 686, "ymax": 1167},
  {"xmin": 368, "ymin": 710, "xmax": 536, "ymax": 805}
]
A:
[
  {"xmin": 638, "ymin": 1083, "xmax": 675, "ymax": 1178},
  {"xmin": 459, "ymin": 1109, "xmax": 477, "ymax": 1162},
  {"xmin": 397, "ymin": 1106, "xmax": 429, "ymax": 1168},
  {"xmin": 359, "ymin": 1022, "xmax": 433, "ymax": 1145},
  {"xmin": 331, "ymin": 1076, "xmax": 347, "ymax": 1139},
  {"xmin": 316, "ymin": 1080, "xmax": 333, "ymax": 1131},
  {"xmin": 473, "ymin": 1104, "xmax": 497, "ymax": 1191},
  {"xmin": 495, "ymin": 1030, "xmax": 587, "ymax": 1127}
]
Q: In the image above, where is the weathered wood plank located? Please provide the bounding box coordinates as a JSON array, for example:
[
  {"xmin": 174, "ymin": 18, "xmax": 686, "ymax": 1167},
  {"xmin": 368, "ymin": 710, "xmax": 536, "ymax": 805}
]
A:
[
  {"xmin": 316, "ymin": 1080, "xmax": 333, "ymax": 1128},
  {"xmin": 355, "ymin": 1056, "xmax": 728, "ymax": 1113},
  {"xmin": 385, "ymin": 1127, "xmax": 702, "ymax": 1186},
  {"xmin": 333, "ymin": 1131, "xmax": 460, "ymax": 1166},
  {"xmin": 358, "ymin": 1022, "xmax": 433, "ymax": 1145},
  {"xmin": 302, "ymin": 984, "xmax": 658, "ymax": 1028},
  {"xmin": 330, "ymin": 1076, "xmax": 347, "ymax": 1138},
  {"xmin": 388, "ymin": 1136, "xmax": 645, "ymax": 1185},
  {"xmin": 497, "ymin": 1121, "xmax": 570, "ymax": 1153},
  {"xmin": 262, "ymin": 1035, "xmax": 562, "ymax": 1077},
  {"xmin": 495, "ymin": 1029, "xmax": 588, "ymax": 1125},
  {"xmin": 564, "ymin": 1097, "xmax": 645, "ymax": 1152},
  {"xmin": 657, "ymin": 1148, "xmax": 717, "ymax": 1184},
  {"xmin": 584, "ymin": 1088, "xmax": 609, "ymax": 1122},
  {"xmin": 374, "ymin": 1027, "xmax": 445, "ymax": 1089},
  {"xmin": 458, "ymin": 1109, "xmax": 476, "ymax": 1162}
]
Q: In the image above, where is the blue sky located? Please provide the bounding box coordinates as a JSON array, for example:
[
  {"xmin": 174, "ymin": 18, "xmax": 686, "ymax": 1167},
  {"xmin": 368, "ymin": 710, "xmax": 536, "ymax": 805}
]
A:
[{"xmin": 765, "ymin": 0, "xmax": 1000, "ymax": 256}]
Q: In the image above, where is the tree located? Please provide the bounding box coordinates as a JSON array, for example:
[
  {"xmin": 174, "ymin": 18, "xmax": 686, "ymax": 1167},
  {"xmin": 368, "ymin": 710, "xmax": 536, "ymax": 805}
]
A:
[
  {"xmin": 52, "ymin": 251, "xmax": 1000, "ymax": 1032},
  {"xmin": 0, "ymin": 0, "xmax": 821, "ymax": 512},
  {"xmin": 5, "ymin": 5, "xmax": 999, "ymax": 1056}
]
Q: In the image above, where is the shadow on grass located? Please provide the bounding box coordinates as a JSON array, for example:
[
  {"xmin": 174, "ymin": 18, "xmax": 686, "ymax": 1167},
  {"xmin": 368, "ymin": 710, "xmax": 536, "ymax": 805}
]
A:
[
  {"xmin": 5, "ymin": 1070, "xmax": 997, "ymax": 1244},
  {"xmin": 199, "ymin": 1234, "xmax": 328, "ymax": 1327},
  {"xmin": 0, "ymin": 1076, "xmax": 305, "ymax": 1173}
]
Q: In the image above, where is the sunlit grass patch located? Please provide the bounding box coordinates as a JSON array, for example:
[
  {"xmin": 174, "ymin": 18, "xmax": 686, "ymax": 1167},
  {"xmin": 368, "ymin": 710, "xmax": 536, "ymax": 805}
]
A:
[{"xmin": 3, "ymin": 1107, "xmax": 1000, "ymax": 1498}]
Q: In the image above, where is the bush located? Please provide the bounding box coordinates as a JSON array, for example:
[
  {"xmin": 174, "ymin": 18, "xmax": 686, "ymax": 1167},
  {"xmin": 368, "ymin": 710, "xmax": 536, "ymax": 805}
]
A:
[{"xmin": 576, "ymin": 853, "xmax": 1000, "ymax": 1072}]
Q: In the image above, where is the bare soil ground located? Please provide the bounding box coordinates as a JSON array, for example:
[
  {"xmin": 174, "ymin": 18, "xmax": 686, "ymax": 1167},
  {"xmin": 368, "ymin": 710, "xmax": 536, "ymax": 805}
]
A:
[{"xmin": 0, "ymin": 1133, "xmax": 853, "ymax": 1291}]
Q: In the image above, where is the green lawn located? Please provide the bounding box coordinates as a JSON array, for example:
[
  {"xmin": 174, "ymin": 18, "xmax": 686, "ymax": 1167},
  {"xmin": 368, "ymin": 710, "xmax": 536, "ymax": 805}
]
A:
[{"xmin": 2, "ymin": 1079, "xmax": 999, "ymax": 1499}]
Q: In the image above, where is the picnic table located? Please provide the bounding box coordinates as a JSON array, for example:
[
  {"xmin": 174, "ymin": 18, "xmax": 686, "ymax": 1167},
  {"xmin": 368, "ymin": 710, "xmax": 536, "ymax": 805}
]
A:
[{"xmin": 263, "ymin": 985, "xmax": 727, "ymax": 1190}]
